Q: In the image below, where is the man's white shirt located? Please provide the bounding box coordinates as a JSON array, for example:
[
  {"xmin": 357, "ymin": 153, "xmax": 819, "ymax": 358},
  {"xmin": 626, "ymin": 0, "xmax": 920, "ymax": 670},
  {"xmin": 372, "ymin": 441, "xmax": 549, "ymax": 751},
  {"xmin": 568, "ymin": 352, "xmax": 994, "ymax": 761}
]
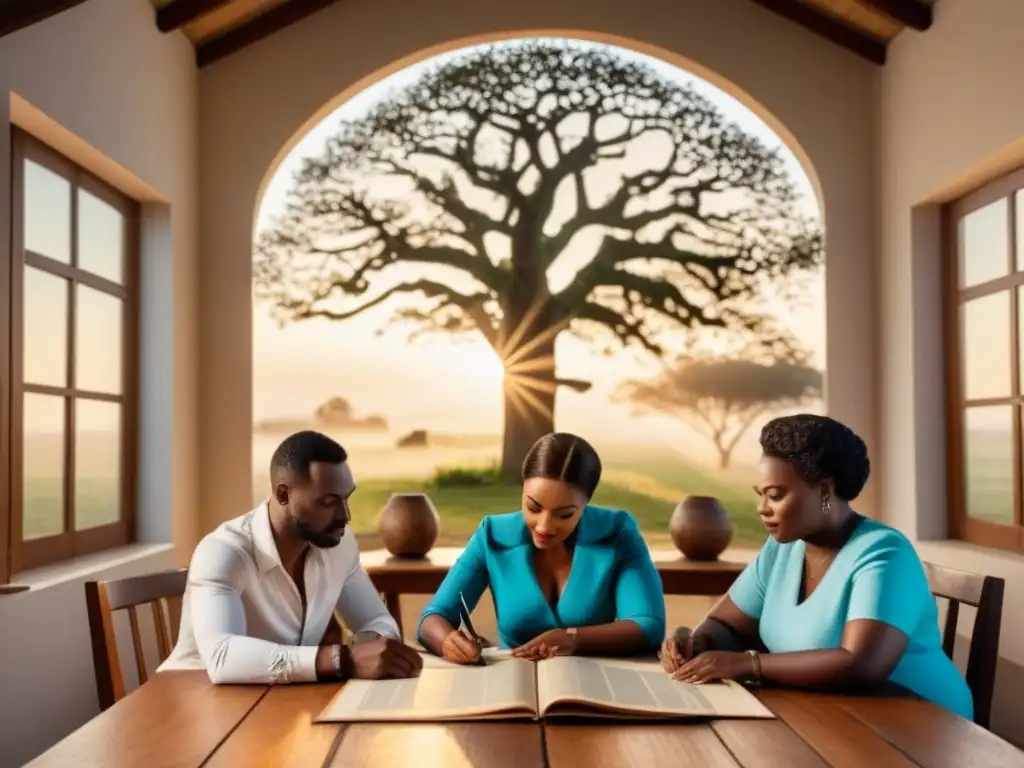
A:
[{"xmin": 159, "ymin": 501, "xmax": 400, "ymax": 683}]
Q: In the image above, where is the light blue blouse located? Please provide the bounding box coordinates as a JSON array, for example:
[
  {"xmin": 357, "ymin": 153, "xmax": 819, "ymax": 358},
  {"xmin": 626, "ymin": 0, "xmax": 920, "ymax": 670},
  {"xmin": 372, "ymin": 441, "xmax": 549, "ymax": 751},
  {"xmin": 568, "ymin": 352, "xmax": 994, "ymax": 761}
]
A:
[
  {"xmin": 729, "ymin": 517, "xmax": 973, "ymax": 720},
  {"xmin": 417, "ymin": 505, "xmax": 666, "ymax": 650}
]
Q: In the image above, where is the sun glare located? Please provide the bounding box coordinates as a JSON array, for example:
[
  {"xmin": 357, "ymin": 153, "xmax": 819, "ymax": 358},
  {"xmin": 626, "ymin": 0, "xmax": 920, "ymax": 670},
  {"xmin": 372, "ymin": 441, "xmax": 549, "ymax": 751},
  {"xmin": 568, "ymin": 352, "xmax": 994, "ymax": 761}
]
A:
[{"xmin": 445, "ymin": 340, "xmax": 506, "ymax": 389}]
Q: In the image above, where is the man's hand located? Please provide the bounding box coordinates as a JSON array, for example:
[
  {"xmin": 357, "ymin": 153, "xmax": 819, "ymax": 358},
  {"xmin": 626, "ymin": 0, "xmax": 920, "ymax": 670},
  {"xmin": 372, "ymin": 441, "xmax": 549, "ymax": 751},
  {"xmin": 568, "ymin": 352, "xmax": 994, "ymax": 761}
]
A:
[
  {"xmin": 441, "ymin": 629, "xmax": 482, "ymax": 665},
  {"xmin": 511, "ymin": 629, "xmax": 577, "ymax": 661},
  {"xmin": 348, "ymin": 636, "xmax": 424, "ymax": 679},
  {"xmin": 659, "ymin": 626, "xmax": 708, "ymax": 674}
]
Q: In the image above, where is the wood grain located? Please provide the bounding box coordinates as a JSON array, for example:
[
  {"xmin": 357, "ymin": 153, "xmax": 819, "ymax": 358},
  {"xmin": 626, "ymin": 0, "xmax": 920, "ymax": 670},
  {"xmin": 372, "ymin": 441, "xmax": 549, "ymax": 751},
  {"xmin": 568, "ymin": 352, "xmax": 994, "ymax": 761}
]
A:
[
  {"xmin": 328, "ymin": 723, "xmax": 545, "ymax": 768},
  {"xmin": 757, "ymin": 689, "xmax": 916, "ymax": 767},
  {"xmin": 837, "ymin": 694, "xmax": 1024, "ymax": 768},
  {"xmin": 204, "ymin": 684, "xmax": 343, "ymax": 768},
  {"xmin": 546, "ymin": 724, "xmax": 739, "ymax": 768},
  {"xmin": 26, "ymin": 672, "xmax": 267, "ymax": 767},
  {"xmin": 711, "ymin": 719, "xmax": 830, "ymax": 767},
  {"xmin": 31, "ymin": 671, "xmax": 1024, "ymax": 767}
]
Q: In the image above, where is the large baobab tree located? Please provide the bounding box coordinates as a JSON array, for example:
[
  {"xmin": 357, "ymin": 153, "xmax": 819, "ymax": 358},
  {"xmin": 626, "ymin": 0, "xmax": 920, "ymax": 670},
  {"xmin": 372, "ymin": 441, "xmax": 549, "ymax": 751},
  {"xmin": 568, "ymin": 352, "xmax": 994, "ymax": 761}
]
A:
[{"xmin": 254, "ymin": 39, "xmax": 822, "ymax": 479}]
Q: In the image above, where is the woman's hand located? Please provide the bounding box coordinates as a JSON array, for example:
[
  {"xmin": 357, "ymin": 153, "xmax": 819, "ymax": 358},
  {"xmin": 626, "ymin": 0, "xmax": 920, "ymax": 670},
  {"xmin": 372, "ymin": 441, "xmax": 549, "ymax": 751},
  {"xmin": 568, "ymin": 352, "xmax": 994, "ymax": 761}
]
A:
[
  {"xmin": 440, "ymin": 629, "xmax": 482, "ymax": 665},
  {"xmin": 659, "ymin": 626, "xmax": 707, "ymax": 674},
  {"xmin": 511, "ymin": 629, "xmax": 578, "ymax": 661},
  {"xmin": 670, "ymin": 650, "xmax": 754, "ymax": 684}
]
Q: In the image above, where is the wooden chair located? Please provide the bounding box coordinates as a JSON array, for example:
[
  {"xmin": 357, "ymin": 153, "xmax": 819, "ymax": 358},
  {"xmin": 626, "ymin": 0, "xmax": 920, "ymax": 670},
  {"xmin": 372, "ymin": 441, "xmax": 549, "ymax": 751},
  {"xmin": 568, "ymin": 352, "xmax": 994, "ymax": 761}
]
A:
[
  {"xmin": 923, "ymin": 561, "xmax": 1005, "ymax": 729},
  {"xmin": 85, "ymin": 568, "xmax": 187, "ymax": 711}
]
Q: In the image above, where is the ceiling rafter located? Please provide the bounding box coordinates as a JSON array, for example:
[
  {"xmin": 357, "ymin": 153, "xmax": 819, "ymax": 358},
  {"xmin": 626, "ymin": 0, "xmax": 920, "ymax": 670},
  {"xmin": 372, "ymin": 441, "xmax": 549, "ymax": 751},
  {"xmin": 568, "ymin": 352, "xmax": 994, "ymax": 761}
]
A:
[
  {"xmin": 1, "ymin": 0, "xmax": 940, "ymax": 69},
  {"xmin": 750, "ymin": 0, "xmax": 888, "ymax": 64},
  {"xmin": 861, "ymin": 0, "xmax": 932, "ymax": 32},
  {"xmin": 0, "ymin": 0, "xmax": 89, "ymax": 39},
  {"xmin": 195, "ymin": 0, "xmax": 344, "ymax": 68},
  {"xmin": 156, "ymin": 0, "xmax": 234, "ymax": 33}
]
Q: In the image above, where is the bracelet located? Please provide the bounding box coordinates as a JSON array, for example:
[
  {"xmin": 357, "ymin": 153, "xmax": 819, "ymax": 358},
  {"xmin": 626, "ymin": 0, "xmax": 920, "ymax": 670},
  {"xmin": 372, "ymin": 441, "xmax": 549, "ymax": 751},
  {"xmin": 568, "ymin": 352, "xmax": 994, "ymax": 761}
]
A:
[{"xmin": 746, "ymin": 649, "xmax": 762, "ymax": 682}]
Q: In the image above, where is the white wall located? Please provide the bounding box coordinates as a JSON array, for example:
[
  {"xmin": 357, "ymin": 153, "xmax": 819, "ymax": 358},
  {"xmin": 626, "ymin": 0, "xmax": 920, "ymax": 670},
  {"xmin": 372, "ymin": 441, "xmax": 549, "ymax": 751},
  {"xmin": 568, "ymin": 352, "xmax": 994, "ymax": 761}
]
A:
[
  {"xmin": 879, "ymin": 0, "xmax": 1024, "ymax": 743},
  {"xmin": 196, "ymin": 0, "xmax": 879, "ymax": 535},
  {"xmin": 0, "ymin": 546, "xmax": 176, "ymax": 768},
  {"xmin": 0, "ymin": 1, "xmax": 198, "ymax": 764}
]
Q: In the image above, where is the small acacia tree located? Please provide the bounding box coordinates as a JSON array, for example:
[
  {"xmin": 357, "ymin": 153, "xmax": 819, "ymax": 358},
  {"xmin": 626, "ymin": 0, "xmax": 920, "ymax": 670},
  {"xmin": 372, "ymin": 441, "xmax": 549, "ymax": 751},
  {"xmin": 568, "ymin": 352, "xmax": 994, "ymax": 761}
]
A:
[
  {"xmin": 254, "ymin": 39, "xmax": 822, "ymax": 478},
  {"xmin": 616, "ymin": 356, "xmax": 823, "ymax": 469}
]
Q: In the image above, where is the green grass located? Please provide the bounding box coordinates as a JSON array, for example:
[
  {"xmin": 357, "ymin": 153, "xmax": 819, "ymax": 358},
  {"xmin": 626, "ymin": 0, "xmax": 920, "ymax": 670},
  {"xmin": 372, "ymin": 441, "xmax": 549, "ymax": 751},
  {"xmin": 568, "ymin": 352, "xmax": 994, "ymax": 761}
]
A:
[
  {"xmin": 254, "ymin": 448, "xmax": 768, "ymax": 547},
  {"xmin": 22, "ymin": 476, "xmax": 119, "ymax": 539}
]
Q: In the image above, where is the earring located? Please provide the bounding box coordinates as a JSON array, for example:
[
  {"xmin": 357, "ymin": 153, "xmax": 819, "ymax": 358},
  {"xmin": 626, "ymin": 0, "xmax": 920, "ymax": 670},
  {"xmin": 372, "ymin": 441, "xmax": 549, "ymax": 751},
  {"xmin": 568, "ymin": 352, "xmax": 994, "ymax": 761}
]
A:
[{"xmin": 821, "ymin": 496, "xmax": 832, "ymax": 516}]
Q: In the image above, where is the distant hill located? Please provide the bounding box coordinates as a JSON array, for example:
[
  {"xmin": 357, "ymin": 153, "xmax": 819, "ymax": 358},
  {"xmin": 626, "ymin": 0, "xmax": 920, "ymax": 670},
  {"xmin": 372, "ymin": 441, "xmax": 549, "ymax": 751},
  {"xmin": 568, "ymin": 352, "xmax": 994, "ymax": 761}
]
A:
[
  {"xmin": 254, "ymin": 396, "xmax": 389, "ymax": 435},
  {"xmin": 253, "ymin": 418, "xmax": 315, "ymax": 434}
]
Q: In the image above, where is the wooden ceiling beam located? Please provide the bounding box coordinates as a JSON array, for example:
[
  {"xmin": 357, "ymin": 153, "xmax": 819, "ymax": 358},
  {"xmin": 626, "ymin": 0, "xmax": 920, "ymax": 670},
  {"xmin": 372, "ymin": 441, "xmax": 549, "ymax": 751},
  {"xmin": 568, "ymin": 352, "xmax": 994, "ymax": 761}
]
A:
[
  {"xmin": 750, "ymin": 0, "xmax": 887, "ymax": 65},
  {"xmin": 195, "ymin": 0, "xmax": 343, "ymax": 67},
  {"xmin": 0, "ymin": 0, "xmax": 89, "ymax": 39},
  {"xmin": 860, "ymin": 0, "xmax": 932, "ymax": 32},
  {"xmin": 156, "ymin": 0, "xmax": 234, "ymax": 33}
]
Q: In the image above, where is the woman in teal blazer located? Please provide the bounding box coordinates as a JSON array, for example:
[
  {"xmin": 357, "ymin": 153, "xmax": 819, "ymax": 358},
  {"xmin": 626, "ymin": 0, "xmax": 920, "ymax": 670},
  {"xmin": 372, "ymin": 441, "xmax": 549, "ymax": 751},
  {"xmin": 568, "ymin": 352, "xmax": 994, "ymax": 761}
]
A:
[{"xmin": 418, "ymin": 433, "xmax": 666, "ymax": 664}]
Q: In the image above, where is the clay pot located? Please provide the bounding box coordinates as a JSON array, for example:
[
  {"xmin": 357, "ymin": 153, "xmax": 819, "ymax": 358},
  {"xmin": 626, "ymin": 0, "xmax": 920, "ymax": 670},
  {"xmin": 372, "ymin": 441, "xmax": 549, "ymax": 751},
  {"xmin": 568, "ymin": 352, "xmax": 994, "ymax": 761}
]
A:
[
  {"xmin": 378, "ymin": 492, "xmax": 440, "ymax": 558},
  {"xmin": 668, "ymin": 495, "xmax": 733, "ymax": 561}
]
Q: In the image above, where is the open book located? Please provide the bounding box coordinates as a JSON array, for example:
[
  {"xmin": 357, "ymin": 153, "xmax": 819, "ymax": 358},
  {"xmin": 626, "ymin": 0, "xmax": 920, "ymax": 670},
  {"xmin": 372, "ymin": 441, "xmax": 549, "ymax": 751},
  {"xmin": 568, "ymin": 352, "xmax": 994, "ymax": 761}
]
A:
[{"xmin": 316, "ymin": 654, "xmax": 775, "ymax": 723}]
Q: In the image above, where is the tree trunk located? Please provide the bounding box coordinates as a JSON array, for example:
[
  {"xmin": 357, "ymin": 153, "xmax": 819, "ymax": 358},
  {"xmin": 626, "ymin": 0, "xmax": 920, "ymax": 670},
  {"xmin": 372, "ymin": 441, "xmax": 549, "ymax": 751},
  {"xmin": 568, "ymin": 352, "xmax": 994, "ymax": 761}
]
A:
[
  {"xmin": 499, "ymin": 206, "xmax": 560, "ymax": 482},
  {"xmin": 716, "ymin": 445, "xmax": 732, "ymax": 471},
  {"xmin": 712, "ymin": 431, "xmax": 733, "ymax": 471},
  {"xmin": 499, "ymin": 334, "xmax": 557, "ymax": 482}
]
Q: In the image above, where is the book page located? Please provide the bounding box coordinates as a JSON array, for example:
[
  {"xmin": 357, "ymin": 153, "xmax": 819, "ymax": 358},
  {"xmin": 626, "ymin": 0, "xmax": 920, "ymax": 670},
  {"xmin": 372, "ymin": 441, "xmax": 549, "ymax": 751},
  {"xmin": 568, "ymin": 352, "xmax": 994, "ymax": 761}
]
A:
[
  {"xmin": 316, "ymin": 656, "xmax": 537, "ymax": 723},
  {"xmin": 537, "ymin": 657, "xmax": 774, "ymax": 719}
]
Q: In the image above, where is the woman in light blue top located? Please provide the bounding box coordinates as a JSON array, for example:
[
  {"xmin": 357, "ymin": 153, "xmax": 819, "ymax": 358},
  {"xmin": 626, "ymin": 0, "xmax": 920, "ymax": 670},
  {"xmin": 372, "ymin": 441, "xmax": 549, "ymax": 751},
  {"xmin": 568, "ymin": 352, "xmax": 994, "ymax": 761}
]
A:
[
  {"xmin": 660, "ymin": 414, "xmax": 973, "ymax": 720},
  {"xmin": 418, "ymin": 432, "xmax": 666, "ymax": 664}
]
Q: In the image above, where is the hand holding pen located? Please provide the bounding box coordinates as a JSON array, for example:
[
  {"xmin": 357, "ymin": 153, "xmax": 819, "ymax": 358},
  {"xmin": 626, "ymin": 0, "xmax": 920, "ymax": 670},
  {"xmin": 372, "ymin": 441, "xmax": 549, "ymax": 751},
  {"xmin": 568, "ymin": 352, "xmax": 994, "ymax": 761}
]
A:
[{"xmin": 440, "ymin": 591, "xmax": 487, "ymax": 666}]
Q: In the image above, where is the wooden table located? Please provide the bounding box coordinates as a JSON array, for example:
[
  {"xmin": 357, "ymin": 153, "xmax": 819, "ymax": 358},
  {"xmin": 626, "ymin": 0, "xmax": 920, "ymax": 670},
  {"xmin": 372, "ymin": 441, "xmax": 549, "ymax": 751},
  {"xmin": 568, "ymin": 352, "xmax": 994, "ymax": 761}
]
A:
[
  {"xmin": 30, "ymin": 671, "xmax": 1023, "ymax": 767},
  {"xmin": 362, "ymin": 547, "xmax": 750, "ymax": 635}
]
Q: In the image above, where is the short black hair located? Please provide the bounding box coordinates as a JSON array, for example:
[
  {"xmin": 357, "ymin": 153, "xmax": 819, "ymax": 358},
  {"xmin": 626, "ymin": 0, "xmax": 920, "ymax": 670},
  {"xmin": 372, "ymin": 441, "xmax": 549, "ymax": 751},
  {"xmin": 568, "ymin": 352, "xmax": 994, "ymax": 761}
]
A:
[
  {"xmin": 759, "ymin": 414, "xmax": 870, "ymax": 501},
  {"xmin": 270, "ymin": 430, "xmax": 348, "ymax": 482},
  {"xmin": 522, "ymin": 432, "xmax": 602, "ymax": 499}
]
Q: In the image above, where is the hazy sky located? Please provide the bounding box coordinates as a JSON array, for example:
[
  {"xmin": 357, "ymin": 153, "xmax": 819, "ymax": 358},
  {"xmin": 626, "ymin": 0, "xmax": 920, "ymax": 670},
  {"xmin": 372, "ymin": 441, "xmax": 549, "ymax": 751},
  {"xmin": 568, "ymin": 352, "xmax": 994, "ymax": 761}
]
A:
[
  {"xmin": 251, "ymin": 38, "xmax": 826, "ymax": 451},
  {"xmin": 22, "ymin": 162, "xmax": 125, "ymax": 435}
]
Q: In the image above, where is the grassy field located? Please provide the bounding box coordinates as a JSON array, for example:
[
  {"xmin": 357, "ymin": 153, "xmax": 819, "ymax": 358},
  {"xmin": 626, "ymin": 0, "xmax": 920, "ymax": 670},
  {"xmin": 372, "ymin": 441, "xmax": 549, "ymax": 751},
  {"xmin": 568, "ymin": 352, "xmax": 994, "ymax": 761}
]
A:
[
  {"xmin": 253, "ymin": 443, "xmax": 768, "ymax": 547},
  {"xmin": 964, "ymin": 426, "xmax": 1014, "ymax": 523},
  {"xmin": 23, "ymin": 476, "xmax": 119, "ymax": 539}
]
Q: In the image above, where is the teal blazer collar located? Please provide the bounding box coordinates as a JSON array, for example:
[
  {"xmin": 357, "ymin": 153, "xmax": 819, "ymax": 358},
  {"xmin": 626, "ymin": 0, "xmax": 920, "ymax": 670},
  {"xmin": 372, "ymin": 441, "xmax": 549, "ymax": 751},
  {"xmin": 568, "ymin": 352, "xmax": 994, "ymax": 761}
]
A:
[{"xmin": 486, "ymin": 504, "xmax": 622, "ymax": 549}]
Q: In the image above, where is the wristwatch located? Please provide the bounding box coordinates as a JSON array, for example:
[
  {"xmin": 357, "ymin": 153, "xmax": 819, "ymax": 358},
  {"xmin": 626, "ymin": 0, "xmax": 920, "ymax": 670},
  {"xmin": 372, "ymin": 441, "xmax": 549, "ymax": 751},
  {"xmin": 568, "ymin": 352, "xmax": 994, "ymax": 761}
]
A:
[{"xmin": 333, "ymin": 644, "xmax": 353, "ymax": 680}]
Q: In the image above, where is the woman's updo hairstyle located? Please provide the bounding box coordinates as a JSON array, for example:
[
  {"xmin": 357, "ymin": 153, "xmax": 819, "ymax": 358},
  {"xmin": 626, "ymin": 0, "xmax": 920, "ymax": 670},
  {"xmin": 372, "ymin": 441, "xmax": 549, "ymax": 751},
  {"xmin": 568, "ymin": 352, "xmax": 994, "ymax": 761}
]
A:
[{"xmin": 521, "ymin": 432, "xmax": 602, "ymax": 500}]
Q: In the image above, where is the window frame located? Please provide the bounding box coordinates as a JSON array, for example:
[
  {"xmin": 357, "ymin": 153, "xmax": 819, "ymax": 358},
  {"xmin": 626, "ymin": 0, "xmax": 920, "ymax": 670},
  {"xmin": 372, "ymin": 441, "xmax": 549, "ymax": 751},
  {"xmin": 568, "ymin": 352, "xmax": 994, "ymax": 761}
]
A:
[
  {"xmin": 944, "ymin": 166, "xmax": 1024, "ymax": 552},
  {"xmin": 4, "ymin": 129, "xmax": 139, "ymax": 578}
]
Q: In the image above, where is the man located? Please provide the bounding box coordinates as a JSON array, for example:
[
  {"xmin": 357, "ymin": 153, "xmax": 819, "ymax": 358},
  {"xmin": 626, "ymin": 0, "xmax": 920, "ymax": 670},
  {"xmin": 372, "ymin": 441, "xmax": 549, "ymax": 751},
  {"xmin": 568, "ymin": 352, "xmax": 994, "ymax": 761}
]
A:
[{"xmin": 159, "ymin": 431, "xmax": 423, "ymax": 683}]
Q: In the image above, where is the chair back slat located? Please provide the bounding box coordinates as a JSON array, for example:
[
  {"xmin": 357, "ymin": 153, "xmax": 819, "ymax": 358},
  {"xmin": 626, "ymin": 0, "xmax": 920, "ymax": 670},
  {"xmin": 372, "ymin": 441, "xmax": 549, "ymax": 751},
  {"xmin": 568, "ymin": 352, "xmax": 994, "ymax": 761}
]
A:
[
  {"xmin": 924, "ymin": 561, "xmax": 1004, "ymax": 730},
  {"xmin": 941, "ymin": 600, "xmax": 960, "ymax": 658},
  {"xmin": 84, "ymin": 569, "xmax": 187, "ymax": 710},
  {"xmin": 152, "ymin": 599, "xmax": 173, "ymax": 659},
  {"xmin": 128, "ymin": 605, "xmax": 149, "ymax": 686}
]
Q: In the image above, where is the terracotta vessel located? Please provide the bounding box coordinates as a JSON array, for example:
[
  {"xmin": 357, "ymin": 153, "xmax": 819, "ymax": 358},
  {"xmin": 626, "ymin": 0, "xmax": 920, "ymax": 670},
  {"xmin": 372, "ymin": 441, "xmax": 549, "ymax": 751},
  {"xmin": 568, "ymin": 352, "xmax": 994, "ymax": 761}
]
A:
[
  {"xmin": 378, "ymin": 492, "xmax": 440, "ymax": 558},
  {"xmin": 668, "ymin": 495, "xmax": 733, "ymax": 561}
]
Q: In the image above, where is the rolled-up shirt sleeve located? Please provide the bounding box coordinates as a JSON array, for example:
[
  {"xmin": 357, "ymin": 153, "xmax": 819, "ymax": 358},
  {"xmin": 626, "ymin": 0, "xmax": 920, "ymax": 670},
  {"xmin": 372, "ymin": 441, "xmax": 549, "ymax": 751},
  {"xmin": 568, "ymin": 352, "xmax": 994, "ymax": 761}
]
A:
[
  {"xmin": 335, "ymin": 533, "xmax": 402, "ymax": 640},
  {"xmin": 188, "ymin": 537, "xmax": 318, "ymax": 684}
]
